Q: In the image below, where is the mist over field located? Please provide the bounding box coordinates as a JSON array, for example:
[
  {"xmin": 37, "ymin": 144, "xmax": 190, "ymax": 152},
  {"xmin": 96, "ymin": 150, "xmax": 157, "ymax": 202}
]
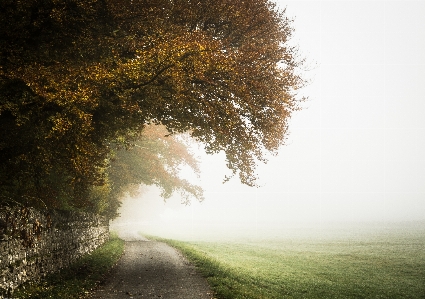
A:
[{"xmin": 110, "ymin": 182, "xmax": 425, "ymax": 242}]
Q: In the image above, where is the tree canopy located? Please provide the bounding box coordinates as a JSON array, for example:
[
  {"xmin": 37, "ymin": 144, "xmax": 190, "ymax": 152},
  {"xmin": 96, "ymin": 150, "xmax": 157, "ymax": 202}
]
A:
[{"xmin": 0, "ymin": 0, "xmax": 305, "ymax": 217}]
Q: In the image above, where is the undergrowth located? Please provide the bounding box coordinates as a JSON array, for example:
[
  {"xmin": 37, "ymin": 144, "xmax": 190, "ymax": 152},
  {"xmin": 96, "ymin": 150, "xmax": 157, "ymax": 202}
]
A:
[{"xmin": 13, "ymin": 232, "xmax": 124, "ymax": 299}]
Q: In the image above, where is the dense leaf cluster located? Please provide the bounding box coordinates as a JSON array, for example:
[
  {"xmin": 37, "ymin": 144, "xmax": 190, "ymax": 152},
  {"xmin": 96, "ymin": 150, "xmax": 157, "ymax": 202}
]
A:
[{"xmin": 0, "ymin": 0, "xmax": 304, "ymax": 217}]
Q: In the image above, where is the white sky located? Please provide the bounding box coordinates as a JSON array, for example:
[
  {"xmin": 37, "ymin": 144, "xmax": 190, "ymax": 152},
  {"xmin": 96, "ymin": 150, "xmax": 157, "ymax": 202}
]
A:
[{"xmin": 112, "ymin": 0, "xmax": 425, "ymax": 240}]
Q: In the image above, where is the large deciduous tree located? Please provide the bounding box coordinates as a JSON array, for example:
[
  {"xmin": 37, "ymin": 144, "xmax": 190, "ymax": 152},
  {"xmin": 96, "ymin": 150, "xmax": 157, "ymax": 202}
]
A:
[{"xmin": 0, "ymin": 0, "xmax": 305, "ymax": 215}]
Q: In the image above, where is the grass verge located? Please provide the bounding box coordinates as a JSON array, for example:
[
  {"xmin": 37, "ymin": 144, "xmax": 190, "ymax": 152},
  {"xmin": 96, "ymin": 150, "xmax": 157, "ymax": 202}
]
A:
[
  {"xmin": 13, "ymin": 232, "xmax": 125, "ymax": 299},
  {"xmin": 152, "ymin": 233, "xmax": 425, "ymax": 299}
]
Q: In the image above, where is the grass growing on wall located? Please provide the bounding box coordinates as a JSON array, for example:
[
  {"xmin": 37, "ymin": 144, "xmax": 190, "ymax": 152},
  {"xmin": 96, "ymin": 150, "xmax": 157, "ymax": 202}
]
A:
[
  {"xmin": 153, "ymin": 231, "xmax": 425, "ymax": 299},
  {"xmin": 14, "ymin": 232, "xmax": 124, "ymax": 299}
]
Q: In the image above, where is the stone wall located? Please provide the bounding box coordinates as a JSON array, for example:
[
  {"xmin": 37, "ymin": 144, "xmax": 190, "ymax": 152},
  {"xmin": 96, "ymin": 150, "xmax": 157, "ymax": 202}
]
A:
[{"xmin": 0, "ymin": 206, "xmax": 109, "ymax": 295}]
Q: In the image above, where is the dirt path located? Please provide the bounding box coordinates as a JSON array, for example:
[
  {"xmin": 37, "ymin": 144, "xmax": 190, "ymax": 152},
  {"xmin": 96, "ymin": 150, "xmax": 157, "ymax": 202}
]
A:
[{"xmin": 89, "ymin": 237, "xmax": 213, "ymax": 299}]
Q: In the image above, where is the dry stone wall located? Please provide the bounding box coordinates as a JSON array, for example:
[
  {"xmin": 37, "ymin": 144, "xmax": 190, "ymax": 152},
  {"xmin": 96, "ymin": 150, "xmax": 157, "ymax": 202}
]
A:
[{"xmin": 0, "ymin": 206, "xmax": 109, "ymax": 295}]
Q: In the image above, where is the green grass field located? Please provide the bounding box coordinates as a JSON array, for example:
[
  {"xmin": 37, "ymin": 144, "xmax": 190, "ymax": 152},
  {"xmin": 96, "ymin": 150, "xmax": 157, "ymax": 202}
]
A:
[{"xmin": 157, "ymin": 226, "xmax": 425, "ymax": 299}]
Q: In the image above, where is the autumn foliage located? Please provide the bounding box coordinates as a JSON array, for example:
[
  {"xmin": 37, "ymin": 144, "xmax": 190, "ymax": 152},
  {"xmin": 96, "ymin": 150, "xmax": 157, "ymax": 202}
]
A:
[{"xmin": 0, "ymin": 0, "xmax": 305, "ymax": 217}]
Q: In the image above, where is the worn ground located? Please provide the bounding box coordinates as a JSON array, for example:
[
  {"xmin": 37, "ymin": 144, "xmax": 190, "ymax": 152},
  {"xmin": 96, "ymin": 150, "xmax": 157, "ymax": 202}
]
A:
[{"xmin": 89, "ymin": 233, "xmax": 213, "ymax": 299}]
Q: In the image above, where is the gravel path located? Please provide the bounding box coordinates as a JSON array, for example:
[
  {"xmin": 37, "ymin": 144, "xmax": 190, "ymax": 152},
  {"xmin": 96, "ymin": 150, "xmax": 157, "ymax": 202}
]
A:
[{"xmin": 89, "ymin": 236, "xmax": 213, "ymax": 299}]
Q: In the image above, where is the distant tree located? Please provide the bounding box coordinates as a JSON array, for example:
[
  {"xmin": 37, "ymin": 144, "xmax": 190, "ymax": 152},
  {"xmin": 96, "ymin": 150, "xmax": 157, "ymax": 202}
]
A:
[
  {"xmin": 85, "ymin": 124, "xmax": 203, "ymax": 219},
  {"xmin": 107, "ymin": 125, "xmax": 203, "ymax": 216},
  {"xmin": 0, "ymin": 0, "xmax": 305, "ymax": 215}
]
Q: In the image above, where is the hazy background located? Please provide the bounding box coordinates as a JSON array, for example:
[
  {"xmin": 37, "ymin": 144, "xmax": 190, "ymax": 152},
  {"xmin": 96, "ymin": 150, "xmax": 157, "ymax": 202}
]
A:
[{"xmin": 111, "ymin": 0, "xmax": 425, "ymax": 241}]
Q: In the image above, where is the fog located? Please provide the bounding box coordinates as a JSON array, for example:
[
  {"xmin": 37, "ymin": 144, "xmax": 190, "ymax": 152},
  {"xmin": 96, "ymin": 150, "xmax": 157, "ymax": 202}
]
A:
[{"xmin": 111, "ymin": 1, "xmax": 425, "ymax": 241}]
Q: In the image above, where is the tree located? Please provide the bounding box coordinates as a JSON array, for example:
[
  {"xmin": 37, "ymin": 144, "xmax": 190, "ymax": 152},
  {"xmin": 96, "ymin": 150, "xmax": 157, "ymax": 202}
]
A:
[
  {"xmin": 0, "ymin": 0, "xmax": 305, "ymax": 215},
  {"xmin": 84, "ymin": 124, "xmax": 203, "ymax": 219},
  {"xmin": 110, "ymin": 125, "xmax": 203, "ymax": 203}
]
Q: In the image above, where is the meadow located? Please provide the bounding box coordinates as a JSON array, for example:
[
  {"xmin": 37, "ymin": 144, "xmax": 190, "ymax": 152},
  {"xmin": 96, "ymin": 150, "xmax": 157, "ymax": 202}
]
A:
[{"xmin": 158, "ymin": 224, "xmax": 425, "ymax": 299}]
